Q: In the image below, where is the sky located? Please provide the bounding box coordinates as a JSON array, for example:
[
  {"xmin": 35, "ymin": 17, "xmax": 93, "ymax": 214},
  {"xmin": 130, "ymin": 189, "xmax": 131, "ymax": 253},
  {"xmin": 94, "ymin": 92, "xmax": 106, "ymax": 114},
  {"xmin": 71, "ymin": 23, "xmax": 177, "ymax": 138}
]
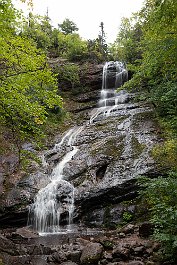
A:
[{"xmin": 14, "ymin": 0, "xmax": 145, "ymax": 43}]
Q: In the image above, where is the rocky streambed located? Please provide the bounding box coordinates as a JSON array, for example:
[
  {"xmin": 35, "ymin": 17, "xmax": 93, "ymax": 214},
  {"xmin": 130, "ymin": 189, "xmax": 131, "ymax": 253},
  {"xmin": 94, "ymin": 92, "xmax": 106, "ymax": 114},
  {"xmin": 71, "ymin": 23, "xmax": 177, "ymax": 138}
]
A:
[{"xmin": 1, "ymin": 222, "xmax": 162, "ymax": 265}]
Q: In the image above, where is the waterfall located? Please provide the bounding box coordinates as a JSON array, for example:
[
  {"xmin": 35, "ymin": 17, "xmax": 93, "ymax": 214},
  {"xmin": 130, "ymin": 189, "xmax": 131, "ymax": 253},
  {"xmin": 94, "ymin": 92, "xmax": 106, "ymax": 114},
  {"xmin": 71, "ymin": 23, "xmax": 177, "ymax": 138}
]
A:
[
  {"xmin": 99, "ymin": 61, "xmax": 128, "ymax": 108},
  {"xmin": 29, "ymin": 126, "xmax": 84, "ymax": 235},
  {"xmin": 29, "ymin": 61, "xmax": 127, "ymax": 234},
  {"xmin": 90, "ymin": 61, "xmax": 128, "ymax": 123}
]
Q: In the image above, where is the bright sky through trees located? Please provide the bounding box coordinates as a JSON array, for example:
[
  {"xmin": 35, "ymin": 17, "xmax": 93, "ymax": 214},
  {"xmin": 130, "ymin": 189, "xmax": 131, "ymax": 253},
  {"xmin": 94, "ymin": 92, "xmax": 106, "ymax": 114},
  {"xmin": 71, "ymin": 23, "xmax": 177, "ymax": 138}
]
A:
[{"xmin": 14, "ymin": 0, "xmax": 144, "ymax": 43}]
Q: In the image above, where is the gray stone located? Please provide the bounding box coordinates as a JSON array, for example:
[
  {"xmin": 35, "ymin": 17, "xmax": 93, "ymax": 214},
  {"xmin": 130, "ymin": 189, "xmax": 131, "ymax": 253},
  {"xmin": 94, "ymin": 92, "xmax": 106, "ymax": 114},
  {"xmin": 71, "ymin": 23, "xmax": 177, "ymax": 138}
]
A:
[
  {"xmin": 30, "ymin": 256, "xmax": 48, "ymax": 265},
  {"xmin": 80, "ymin": 242, "xmax": 103, "ymax": 265},
  {"xmin": 101, "ymin": 259, "xmax": 108, "ymax": 265},
  {"xmin": 133, "ymin": 246, "xmax": 145, "ymax": 256},
  {"xmin": 146, "ymin": 262, "xmax": 156, "ymax": 265},
  {"xmin": 12, "ymin": 227, "xmax": 39, "ymax": 239},
  {"xmin": 26, "ymin": 244, "xmax": 53, "ymax": 255},
  {"xmin": 50, "ymin": 251, "xmax": 67, "ymax": 263},
  {"xmin": 2, "ymin": 254, "xmax": 31, "ymax": 265},
  {"xmin": 119, "ymin": 233, "xmax": 126, "ymax": 238},
  {"xmin": 127, "ymin": 261, "xmax": 145, "ymax": 265},
  {"xmin": 112, "ymin": 245, "xmax": 130, "ymax": 260},
  {"xmin": 60, "ymin": 262, "xmax": 78, "ymax": 265},
  {"xmin": 66, "ymin": 250, "xmax": 81, "ymax": 263},
  {"xmin": 121, "ymin": 224, "xmax": 135, "ymax": 234},
  {"xmin": 0, "ymin": 234, "xmax": 19, "ymax": 256}
]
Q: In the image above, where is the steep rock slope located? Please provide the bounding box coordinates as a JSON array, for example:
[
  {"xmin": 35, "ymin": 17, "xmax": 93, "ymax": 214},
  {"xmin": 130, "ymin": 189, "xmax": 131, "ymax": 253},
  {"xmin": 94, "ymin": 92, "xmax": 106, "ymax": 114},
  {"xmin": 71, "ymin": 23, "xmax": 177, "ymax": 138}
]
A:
[{"xmin": 0, "ymin": 63, "xmax": 161, "ymax": 228}]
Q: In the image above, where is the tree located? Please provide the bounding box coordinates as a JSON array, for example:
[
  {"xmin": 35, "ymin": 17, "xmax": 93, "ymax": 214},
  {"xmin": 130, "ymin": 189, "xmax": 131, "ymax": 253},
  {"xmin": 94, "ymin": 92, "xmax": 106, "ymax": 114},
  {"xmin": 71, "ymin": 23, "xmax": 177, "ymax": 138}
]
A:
[
  {"xmin": 0, "ymin": 0, "xmax": 62, "ymax": 166},
  {"xmin": 116, "ymin": 0, "xmax": 177, "ymax": 130},
  {"xmin": 99, "ymin": 22, "xmax": 106, "ymax": 46},
  {"xmin": 109, "ymin": 16, "xmax": 143, "ymax": 67},
  {"xmin": 98, "ymin": 22, "xmax": 108, "ymax": 60},
  {"xmin": 64, "ymin": 33, "xmax": 87, "ymax": 61},
  {"xmin": 138, "ymin": 0, "xmax": 177, "ymax": 128},
  {"xmin": 56, "ymin": 63, "xmax": 80, "ymax": 90},
  {"xmin": 21, "ymin": 12, "xmax": 53, "ymax": 51},
  {"xmin": 58, "ymin": 18, "xmax": 78, "ymax": 35}
]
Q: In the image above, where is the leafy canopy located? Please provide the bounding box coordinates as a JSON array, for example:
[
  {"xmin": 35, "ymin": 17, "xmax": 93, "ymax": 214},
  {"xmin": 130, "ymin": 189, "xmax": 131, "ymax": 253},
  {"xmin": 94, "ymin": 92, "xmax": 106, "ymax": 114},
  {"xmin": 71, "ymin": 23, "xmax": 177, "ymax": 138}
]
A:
[
  {"xmin": 0, "ymin": 0, "xmax": 62, "ymax": 158},
  {"xmin": 58, "ymin": 18, "xmax": 79, "ymax": 35}
]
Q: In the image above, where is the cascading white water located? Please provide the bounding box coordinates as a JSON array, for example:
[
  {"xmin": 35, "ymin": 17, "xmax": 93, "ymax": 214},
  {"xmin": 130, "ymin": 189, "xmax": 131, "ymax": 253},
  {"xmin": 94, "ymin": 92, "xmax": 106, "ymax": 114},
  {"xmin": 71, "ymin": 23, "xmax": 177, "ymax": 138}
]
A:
[
  {"xmin": 29, "ymin": 126, "xmax": 83, "ymax": 234},
  {"xmin": 90, "ymin": 61, "xmax": 128, "ymax": 123},
  {"xmin": 29, "ymin": 61, "xmax": 127, "ymax": 234},
  {"xmin": 99, "ymin": 61, "xmax": 128, "ymax": 108}
]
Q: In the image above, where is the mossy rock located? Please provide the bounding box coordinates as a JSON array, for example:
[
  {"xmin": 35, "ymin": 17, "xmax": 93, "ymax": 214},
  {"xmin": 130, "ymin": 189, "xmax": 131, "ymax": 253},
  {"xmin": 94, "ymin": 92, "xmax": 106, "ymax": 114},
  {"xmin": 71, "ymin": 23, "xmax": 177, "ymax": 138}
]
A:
[
  {"xmin": 131, "ymin": 135, "xmax": 146, "ymax": 159},
  {"xmin": 90, "ymin": 136, "xmax": 125, "ymax": 158}
]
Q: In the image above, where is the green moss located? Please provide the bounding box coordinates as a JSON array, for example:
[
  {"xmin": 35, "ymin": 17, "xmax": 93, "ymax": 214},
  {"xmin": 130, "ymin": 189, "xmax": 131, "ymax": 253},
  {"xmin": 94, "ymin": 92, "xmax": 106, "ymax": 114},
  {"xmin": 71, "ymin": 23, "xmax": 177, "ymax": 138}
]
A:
[
  {"xmin": 95, "ymin": 115, "xmax": 128, "ymax": 129},
  {"xmin": 90, "ymin": 136, "xmax": 125, "ymax": 158},
  {"xmin": 122, "ymin": 211, "xmax": 133, "ymax": 223},
  {"xmin": 101, "ymin": 240, "xmax": 114, "ymax": 249},
  {"xmin": 131, "ymin": 135, "xmax": 146, "ymax": 158},
  {"xmin": 132, "ymin": 110, "xmax": 156, "ymax": 130},
  {"xmin": 104, "ymin": 137, "xmax": 124, "ymax": 157},
  {"xmin": 151, "ymin": 139, "xmax": 177, "ymax": 171}
]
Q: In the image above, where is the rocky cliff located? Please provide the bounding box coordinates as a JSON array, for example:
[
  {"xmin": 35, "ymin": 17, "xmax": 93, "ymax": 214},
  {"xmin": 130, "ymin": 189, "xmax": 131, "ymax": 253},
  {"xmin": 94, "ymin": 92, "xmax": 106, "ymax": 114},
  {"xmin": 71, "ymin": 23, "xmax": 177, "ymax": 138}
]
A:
[
  {"xmin": 0, "ymin": 61, "xmax": 165, "ymax": 265},
  {"xmin": 0, "ymin": 62, "xmax": 161, "ymax": 229}
]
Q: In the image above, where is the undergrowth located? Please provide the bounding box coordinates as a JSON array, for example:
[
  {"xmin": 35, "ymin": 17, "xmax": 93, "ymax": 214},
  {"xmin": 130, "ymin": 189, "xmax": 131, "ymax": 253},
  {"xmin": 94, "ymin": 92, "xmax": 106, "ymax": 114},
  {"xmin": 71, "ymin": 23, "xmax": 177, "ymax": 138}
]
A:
[{"xmin": 138, "ymin": 172, "xmax": 177, "ymax": 262}]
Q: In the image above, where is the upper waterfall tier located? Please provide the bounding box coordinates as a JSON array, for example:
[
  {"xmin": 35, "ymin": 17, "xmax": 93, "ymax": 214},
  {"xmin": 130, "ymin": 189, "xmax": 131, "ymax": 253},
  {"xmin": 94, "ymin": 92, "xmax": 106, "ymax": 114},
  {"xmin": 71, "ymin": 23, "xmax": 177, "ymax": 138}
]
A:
[
  {"xmin": 102, "ymin": 61, "xmax": 128, "ymax": 90},
  {"xmin": 99, "ymin": 61, "xmax": 128, "ymax": 108}
]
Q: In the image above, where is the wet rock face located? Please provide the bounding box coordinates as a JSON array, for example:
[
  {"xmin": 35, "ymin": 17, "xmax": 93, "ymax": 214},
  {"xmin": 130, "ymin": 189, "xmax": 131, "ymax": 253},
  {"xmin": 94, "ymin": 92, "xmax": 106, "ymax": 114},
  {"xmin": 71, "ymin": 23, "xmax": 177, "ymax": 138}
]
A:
[
  {"xmin": 0, "ymin": 62, "xmax": 161, "ymax": 229},
  {"xmin": 0, "ymin": 94, "xmax": 160, "ymax": 228},
  {"xmin": 69, "ymin": 102, "xmax": 159, "ymax": 223},
  {"xmin": 34, "ymin": 92, "xmax": 159, "ymax": 227}
]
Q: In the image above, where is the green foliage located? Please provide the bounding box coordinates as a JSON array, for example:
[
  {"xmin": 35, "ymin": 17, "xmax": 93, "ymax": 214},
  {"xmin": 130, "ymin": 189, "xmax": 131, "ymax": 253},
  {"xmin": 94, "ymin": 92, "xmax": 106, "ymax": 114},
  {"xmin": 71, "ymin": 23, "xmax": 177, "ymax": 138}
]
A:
[
  {"xmin": 21, "ymin": 12, "xmax": 53, "ymax": 51},
  {"xmin": 64, "ymin": 33, "xmax": 88, "ymax": 61},
  {"xmin": 114, "ymin": 0, "xmax": 177, "ymax": 129},
  {"xmin": 20, "ymin": 13, "xmax": 88, "ymax": 61},
  {"xmin": 150, "ymin": 82, "xmax": 177, "ymax": 131},
  {"xmin": 20, "ymin": 149, "xmax": 41, "ymax": 171},
  {"xmin": 0, "ymin": 0, "xmax": 63, "ymax": 167},
  {"xmin": 109, "ymin": 16, "xmax": 142, "ymax": 69},
  {"xmin": 139, "ymin": 0, "xmax": 176, "ymax": 111},
  {"xmin": 55, "ymin": 63, "xmax": 80, "ymax": 89},
  {"xmin": 138, "ymin": 172, "xmax": 177, "ymax": 261},
  {"xmin": 58, "ymin": 18, "xmax": 78, "ymax": 35},
  {"xmin": 137, "ymin": 0, "xmax": 177, "ymax": 118},
  {"xmin": 86, "ymin": 39, "xmax": 104, "ymax": 62},
  {"xmin": 151, "ymin": 129, "xmax": 177, "ymax": 171},
  {"xmin": 50, "ymin": 30, "xmax": 88, "ymax": 61},
  {"xmin": 98, "ymin": 22, "xmax": 108, "ymax": 60},
  {"xmin": 0, "ymin": 0, "xmax": 19, "ymax": 34},
  {"xmin": 100, "ymin": 240, "xmax": 114, "ymax": 250},
  {"xmin": 122, "ymin": 211, "xmax": 133, "ymax": 223},
  {"xmin": 18, "ymin": 8, "xmax": 107, "ymax": 62}
]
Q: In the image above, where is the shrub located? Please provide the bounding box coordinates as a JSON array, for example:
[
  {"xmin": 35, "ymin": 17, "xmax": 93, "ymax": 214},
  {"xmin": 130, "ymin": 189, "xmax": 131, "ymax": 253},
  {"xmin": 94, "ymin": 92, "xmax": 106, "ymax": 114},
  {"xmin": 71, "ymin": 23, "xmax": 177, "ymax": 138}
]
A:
[{"xmin": 138, "ymin": 172, "xmax": 177, "ymax": 261}]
